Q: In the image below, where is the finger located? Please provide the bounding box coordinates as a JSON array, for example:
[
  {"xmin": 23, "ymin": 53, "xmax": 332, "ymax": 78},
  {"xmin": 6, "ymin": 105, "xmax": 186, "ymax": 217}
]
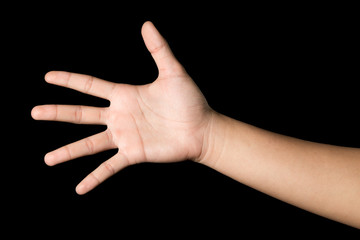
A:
[
  {"xmin": 141, "ymin": 21, "xmax": 184, "ymax": 77},
  {"xmin": 75, "ymin": 153, "xmax": 129, "ymax": 195},
  {"xmin": 45, "ymin": 71, "xmax": 116, "ymax": 100},
  {"xmin": 44, "ymin": 130, "xmax": 115, "ymax": 166},
  {"xmin": 32, "ymin": 105, "xmax": 107, "ymax": 125}
]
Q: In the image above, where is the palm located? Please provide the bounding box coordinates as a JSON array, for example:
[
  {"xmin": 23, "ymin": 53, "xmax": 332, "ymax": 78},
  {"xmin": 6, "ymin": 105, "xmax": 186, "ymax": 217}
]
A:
[
  {"xmin": 108, "ymin": 75, "xmax": 209, "ymax": 165},
  {"xmin": 32, "ymin": 21, "xmax": 212, "ymax": 194}
]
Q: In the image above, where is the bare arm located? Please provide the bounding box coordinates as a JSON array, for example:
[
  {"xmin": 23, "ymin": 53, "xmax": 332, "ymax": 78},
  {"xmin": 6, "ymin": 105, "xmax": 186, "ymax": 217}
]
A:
[
  {"xmin": 32, "ymin": 21, "xmax": 360, "ymax": 229},
  {"xmin": 198, "ymin": 112, "xmax": 360, "ymax": 228}
]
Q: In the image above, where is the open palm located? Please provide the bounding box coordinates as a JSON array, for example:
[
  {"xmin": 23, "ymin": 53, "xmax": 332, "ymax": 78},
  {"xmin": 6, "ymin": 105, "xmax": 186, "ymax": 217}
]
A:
[{"xmin": 32, "ymin": 21, "xmax": 213, "ymax": 194}]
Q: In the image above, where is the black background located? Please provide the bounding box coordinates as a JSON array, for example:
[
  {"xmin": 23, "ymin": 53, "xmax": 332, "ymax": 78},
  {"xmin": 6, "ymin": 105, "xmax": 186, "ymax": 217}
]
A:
[{"xmin": 4, "ymin": 2, "xmax": 359, "ymax": 236}]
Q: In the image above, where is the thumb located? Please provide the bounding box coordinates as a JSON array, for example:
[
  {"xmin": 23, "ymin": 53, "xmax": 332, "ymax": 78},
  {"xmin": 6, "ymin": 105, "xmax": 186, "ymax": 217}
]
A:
[{"xmin": 141, "ymin": 21, "xmax": 184, "ymax": 77}]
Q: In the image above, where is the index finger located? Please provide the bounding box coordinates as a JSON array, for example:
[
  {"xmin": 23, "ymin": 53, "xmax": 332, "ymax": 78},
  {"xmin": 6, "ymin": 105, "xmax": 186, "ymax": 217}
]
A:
[{"xmin": 45, "ymin": 71, "xmax": 116, "ymax": 100}]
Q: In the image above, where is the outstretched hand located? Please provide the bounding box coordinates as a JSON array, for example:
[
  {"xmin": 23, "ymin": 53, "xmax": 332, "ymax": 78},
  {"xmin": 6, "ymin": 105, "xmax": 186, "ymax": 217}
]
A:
[{"xmin": 32, "ymin": 21, "xmax": 213, "ymax": 194}]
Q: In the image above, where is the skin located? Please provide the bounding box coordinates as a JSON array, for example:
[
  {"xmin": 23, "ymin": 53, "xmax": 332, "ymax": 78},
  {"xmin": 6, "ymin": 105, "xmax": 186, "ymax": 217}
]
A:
[{"xmin": 32, "ymin": 21, "xmax": 360, "ymax": 228}]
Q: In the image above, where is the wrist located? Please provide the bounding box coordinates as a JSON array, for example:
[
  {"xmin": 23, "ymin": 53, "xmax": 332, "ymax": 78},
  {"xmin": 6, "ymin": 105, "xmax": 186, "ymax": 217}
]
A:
[{"xmin": 195, "ymin": 110, "xmax": 228, "ymax": 169}]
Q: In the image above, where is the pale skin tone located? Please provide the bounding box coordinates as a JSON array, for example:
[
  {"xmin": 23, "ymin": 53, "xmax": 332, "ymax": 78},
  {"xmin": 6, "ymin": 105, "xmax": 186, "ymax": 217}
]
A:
[{"xmin": 32, "ymin": 21, "xmax": 360, "ymax": 229}]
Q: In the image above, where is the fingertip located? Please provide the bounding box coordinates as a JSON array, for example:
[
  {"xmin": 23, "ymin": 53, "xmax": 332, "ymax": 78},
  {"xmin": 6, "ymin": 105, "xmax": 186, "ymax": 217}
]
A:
[
  {"xmin": 31, "ymin": 106, "xmax": 41, "ymax": 120},
  {"xmin": 75, "ymin": 184, "xmax": 86, "ymax": 195},
  {"xmin": 76, "ymin": 182, "xmax": 90, "ymax": 195},
  {"xmin": 141, "ymin": 20, "xmax": 184, "ymax": 76},
  {"xmin": 141, "ymin": 20, "xmax": 164, "ymax": 54},
  {"xmin": 141, "ymin": 20, "xmax": 154, "ymax": 33},
  {"xmin": 142, "ymin": 20, "xmax": 153, "ymax": 27},
  {"xmin": 44, "ymin": 71, "xmax": 57, "ymax": 83},
  {"xmin": 76, "ymin": 174, "xmax": 100, "ymax": 195},
  {"xmin": 44, "ymin": 153, "xmax": 56, "ymax": 166}
]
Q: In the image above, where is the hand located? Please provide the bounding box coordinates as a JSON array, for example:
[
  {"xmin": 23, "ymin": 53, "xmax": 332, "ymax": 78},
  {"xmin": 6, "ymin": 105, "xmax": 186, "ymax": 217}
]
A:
[{"xmin": 32, "ymin": 21, "xmax": 213, "ymax": 195}]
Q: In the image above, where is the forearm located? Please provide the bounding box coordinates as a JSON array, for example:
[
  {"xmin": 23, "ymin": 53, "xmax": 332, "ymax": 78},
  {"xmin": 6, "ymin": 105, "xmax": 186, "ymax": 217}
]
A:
[{"xmin": 199, "ymin": 111, "xmax": 360, "ymax": 228}]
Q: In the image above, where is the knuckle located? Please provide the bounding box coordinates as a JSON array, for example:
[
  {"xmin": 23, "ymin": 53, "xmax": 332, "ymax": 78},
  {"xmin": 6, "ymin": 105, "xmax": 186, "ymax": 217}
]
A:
[
  {"xmin": 84, "ymin": 137, "xmax": 95, "ymax": 154},
  {"xmin": 99, "ymin": 108, "xmax": 108, "ymax": 124},
  {"xmin": 64, "ymin": 72, "xmax": 72, "ymax": 87},
  {"xmin": 74, "ymin": 106, "xmax": 83, "ymax": 123},
  {"xmin": 148, "ymin": 41, "xmax": 167, "ymax": 54},
  {"xmin": 89, "ymin": 172, "xmax": 101, "ymax": 185},
  {"xmin": 53, "ymin": 105, "xmax": 58, "ymax": 120},
  {"xmin": 103, "ymin": 161, "xmax": 115, "ymax": 175},
  {"xmin": 63, "ymin": 145, "xmax": 73, "ymax": 160},
  {"xmin": 105, "ymin": 130, "xmax": 114, "ymax": 145},
  {"xmin": 83, "ymin": 75, "xmax": 94, "ymax": 93},
  {"xmin": 49, "ymin": 105, "xmax": 58, "ymax": 120}
]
